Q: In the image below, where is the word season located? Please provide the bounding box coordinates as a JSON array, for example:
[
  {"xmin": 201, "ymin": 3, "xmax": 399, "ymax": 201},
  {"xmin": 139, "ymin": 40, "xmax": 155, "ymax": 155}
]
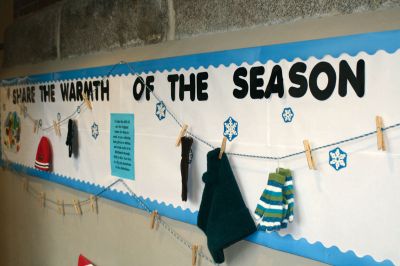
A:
[{"xmin": 233, "ymin": 60, "xmax": 365, "ymax": 101}]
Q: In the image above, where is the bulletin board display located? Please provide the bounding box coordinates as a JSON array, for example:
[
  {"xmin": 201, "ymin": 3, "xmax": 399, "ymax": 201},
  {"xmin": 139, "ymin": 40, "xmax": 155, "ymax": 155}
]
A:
[{"xmin": 1, "ymin": 30, "xmax": 400, "ymax": 266}]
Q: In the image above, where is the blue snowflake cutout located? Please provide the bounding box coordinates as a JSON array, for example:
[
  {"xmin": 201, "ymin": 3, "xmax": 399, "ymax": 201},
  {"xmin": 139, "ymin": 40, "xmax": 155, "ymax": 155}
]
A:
[
  {"xmin": 282, "ymin": 107, "xmax": 294, "ymax": 123},
  {"xmin": 329, "ymin": 147, "xmax": 347, "ymax": 171},
  {"xmin": 223, "ymin": 116, "xmax": 239, "ymax": 141},
  {"xmin": 91, "ymin": 122, "xmax": 99, "ymax": 140},
  {"xmin": 155, "ymin": 101, "xmax": 166, "ymax": 121}
]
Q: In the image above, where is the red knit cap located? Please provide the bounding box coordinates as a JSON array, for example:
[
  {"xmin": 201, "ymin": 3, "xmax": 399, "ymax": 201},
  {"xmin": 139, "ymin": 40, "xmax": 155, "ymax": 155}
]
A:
[
  {"xmin": 78, "ymin": 254, "xmax": 95, "ymax": 266},
  {"xmin": 35, "ymin": 136, "xmax": 52, "ymax": 171}
]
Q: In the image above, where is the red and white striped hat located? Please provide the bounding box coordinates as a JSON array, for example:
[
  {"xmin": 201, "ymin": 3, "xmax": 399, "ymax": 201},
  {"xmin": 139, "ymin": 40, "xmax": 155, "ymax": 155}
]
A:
[{"xmin": 35, "ymin": 136, "xmax": 52, "ymax": 171}]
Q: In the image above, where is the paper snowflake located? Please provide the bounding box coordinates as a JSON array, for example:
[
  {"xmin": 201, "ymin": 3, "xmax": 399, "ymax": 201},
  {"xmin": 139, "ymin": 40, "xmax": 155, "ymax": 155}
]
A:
[
  {"xmin": 91, "ymin": 122, "xmax": 99, "ymax": 140},
  {"xmin": 282, "ymin": 107, "xmax": 294, "ymax": 123},
  {"xmin": 155, "ymin": 101, "xmax": 166, "ymax": 121},
  {"xmin": 223, "ymin": 116, "xmax": 238, "ymax": 141},
  {"xmin": 329, "ymin": 147, "xmax": 347, "ymax": 171}
]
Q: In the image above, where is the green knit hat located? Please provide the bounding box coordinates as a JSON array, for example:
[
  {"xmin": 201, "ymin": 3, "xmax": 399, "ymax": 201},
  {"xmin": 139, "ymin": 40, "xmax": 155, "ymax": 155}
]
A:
[{"xmin": 197, "ymin": 148, "xmax": 256, "ymax": 263}]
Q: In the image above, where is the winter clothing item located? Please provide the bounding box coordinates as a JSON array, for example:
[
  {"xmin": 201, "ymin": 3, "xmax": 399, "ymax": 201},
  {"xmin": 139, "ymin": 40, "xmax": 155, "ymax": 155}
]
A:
[
  {"xmin": 66, "ymin": 119, "xmax": 75, "ymax": 157},
  {"xmin": 180, "ymin": 136, "xmax": 193, "ymax": 201},
  {"xmin": 197, "ymin": 148, "xmax": 256, "ymax": 263},
  {"xmin": 78, "ymin": 254, "xmax": 95, "ymax": 266},
  {"xmin": 255, "ymin": 168, "xmax": 294, "ymax": 231},
  {"xmin": 35, "ymin": 136, "xmax": 52, "ymax": 171},
  {"xmin": 280, "ymin": 168, "xmax": 294, "ymax": 229}
]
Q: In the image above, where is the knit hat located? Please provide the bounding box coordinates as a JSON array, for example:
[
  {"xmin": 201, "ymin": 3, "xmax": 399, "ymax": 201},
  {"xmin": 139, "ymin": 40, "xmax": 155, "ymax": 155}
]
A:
[
  {"xmin": 197, "ymin": 148, "xmax": 256, "ymax": 263},
  {"xmin": 35, "ymin": 136, "xmax": 52, "ymax": 171},
  {"xmin": 180, "ymin": 136, "xmax": 193, "ymax": 201},
  {"xmin": 78, "ymin": 254, "xmax": 95, "ymax": 266}
]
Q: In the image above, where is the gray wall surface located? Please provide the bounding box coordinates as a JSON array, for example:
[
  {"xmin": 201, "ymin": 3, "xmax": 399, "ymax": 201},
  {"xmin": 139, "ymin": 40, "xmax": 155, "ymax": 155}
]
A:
[
  {"xmin": 3, "ymin": 0, "xmax": 400, "ymax": 67},
  {"xmin": 1, "ymin": 1, "xmax": 400, "ymax": 266}
]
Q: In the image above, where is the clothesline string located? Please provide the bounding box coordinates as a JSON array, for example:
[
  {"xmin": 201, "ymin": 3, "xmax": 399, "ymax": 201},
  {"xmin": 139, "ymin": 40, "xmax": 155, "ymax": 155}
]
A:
[
  {"xmin": 3, "ymin": 60, "xmax": 400, "ymax": 161},
  {"xmin": 0, "ymin": 160, "xmax": 217, "ymax": 265}
]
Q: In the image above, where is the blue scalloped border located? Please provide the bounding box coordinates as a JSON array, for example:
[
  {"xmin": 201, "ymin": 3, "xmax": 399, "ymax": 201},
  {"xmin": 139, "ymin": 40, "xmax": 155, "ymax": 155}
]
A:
[
  {"xmin": 0, "ymin": 160, "xmax": 394, "ymax": 266},
  {"xmin": 1, "ymin": 29, "xmax": 400, "ymax": 84},
  {"xmin": 1, "ymin": 29, "xmax": 399, "ymax": 265}
]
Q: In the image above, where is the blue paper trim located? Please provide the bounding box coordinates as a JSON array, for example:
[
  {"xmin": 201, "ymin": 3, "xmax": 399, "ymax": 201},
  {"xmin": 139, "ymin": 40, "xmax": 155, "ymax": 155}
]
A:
[
  {"xmin": 1, "ymin": 161, "xmax": 394, "ymax": 266},
  {"xmin": 1, "ymin": 29, "xmax": 400, "ymax": 84},
  {"xmin": 1, "ymin": 29, "xmax": 399, "ymax": 265}
]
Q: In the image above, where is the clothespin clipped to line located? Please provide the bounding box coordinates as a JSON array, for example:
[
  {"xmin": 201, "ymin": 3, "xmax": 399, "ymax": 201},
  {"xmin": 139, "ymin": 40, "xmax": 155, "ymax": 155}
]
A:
[
  {"xmin": 303, "ymin": 140, "xmax": 316, "ymax": 170},
  {"xmin": 33, "ymin": 120, "xmax": 38, "ymax": 134},
  {"xmin": 39, "ymin": 192, "xmax": 46, "ymax": 208},
  {"xmin": 192, "ymin": 245, "xmax": 199, "ymax": 266},
  {"xmin": 53, "ymin": 120, "xmax": 61, "ymax": 137},
  {"xmin": 218, "ymin": 137, "xmax": 227, "ymax": 159},
  {"xmin": 19, "ymin": 103, "xmax": 26, "ymax": 116},
  {"xmin": 57, "ymin": 199, "xmax": 65, "ymax": 216},
  {"xmin": 176, "ymin": 124, "xmax": 188, "ymax": 146},
  {"xmin": 150, "ymin": 210, "xmax": 158, "ymax": 230},
  {"xmin": 74, "ymin": 199, "xmax": 82, "ymax": 215},
  {"xmin": 90, "ymin": 195, "xmax": 98, "ymax": 214},
  {"xmin": 82, "ymin": 93, "xmax": 92, "ymax": 111},
  {"xmin": 22, "ymin": 178, "xmax": 29, "ymax": 192},
  {"xmin": 376, "ymin": 116, "xmax": 385, "ymax": 151}
]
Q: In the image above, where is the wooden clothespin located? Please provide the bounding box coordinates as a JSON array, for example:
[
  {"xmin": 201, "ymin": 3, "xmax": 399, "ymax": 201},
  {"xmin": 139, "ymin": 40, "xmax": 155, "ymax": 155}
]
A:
[
  {"xmin": 192, "ymin": 245, "xmax": 199, "ymax": 266},
  {"xmin": 90, "ymin": 195, "xmax": 98, "ymax": 214},
  {"xmin": 33, "ymin": 120, "xmax": 38, "ymax": 133},
  {"xmin": 39, "ymin": 192, "xmax": 46, "ymax": 208},
  {"xmin": 57, "ymin": 199, "xmax": 65, "ymax": 216},
  {"xmin": 376, "ymin": 116, "xmax": 385, "ymax": 151},
  {"xmin": 53, "ymin": 121, "xmax": 61, "ymax": 137},
  {"xmin": 176, "ymin": 124, "xmax": 188, "ymax": 146},
  {"xmin": 303, "ymin": 140, "xmax": 316, "ymax": 170},
  {"xmin": 19, "ymin": 103, "xmax": 25, "ymax": 115},
  {"xmin": 82, "ymin": 93, "xmax": 92, "ymax": 111},
  {"xmin": 150, "ymin": 210, "xmax": 158, "ymax": 229},
  {"xmin": 73, "ymin": 199, "xmax": 82, "ymax": 215},
  {"xmin": 22, "ymin": 178, "xmax": 29, "ymax": 192},
  {"xmin": 218, "ymin": 137, "xmax": 227, "ymax": 159}
]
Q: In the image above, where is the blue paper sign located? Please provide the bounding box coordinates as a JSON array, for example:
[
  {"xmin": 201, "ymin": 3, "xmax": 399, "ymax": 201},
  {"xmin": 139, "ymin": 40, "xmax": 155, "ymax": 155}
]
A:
[{"xmin": 110, "ymin": 113, "xmax": 135, "ymax": 180}]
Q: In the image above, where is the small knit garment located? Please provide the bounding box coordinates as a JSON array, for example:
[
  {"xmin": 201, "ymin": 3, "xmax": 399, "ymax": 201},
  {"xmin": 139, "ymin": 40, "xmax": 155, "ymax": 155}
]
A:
[
  {"xmin": 65, "ymin": 119, "xmax": 75, "ymax": 158},
  {"xmin": 34, "ymin": 136, "xmax": 52, "ymax": 172},
  {"xmin": 180, "ymin": 136, "xmax": 193, "ymax": 201},
  {"xmin": 255, "ymin": 168, "xmax": 294, "ymax": 231}
]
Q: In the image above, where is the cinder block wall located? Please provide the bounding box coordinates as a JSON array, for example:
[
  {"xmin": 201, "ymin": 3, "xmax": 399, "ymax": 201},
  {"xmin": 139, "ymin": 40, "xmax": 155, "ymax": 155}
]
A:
[{"xmin": 3, "ymin": 0, "xmax": 400, "ymax": 66}]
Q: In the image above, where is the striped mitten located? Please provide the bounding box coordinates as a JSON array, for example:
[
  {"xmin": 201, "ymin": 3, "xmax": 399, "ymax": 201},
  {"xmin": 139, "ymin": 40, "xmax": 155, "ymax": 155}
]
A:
[
  {"xmin": 279, "ymin": 168, "xmax": 294, "ymax": 229},
  {"xmin": 255, "ymin": 172, "xmax": 286, "ymax": 231}
]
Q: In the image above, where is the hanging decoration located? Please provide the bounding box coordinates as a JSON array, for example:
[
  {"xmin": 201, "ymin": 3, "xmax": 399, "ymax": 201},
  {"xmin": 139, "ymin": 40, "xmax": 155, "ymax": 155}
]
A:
[
  {"xmin": 281, "ymin": 107, "xmax": 294, "ymax": 123},
  {"xmin": 223, "ymin": 116, "xmax": 238, "ymax": 142}
]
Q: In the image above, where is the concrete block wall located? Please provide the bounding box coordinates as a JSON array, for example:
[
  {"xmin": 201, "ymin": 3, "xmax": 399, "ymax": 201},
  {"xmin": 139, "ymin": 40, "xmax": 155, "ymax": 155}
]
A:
[{"xmin": 3, "ymin": 0, "xmax": 400, "ymax": 66}]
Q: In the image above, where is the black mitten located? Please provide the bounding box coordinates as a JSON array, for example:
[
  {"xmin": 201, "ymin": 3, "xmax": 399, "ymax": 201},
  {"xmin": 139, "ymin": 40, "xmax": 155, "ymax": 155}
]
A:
[
  {"xmin": 180, "ymin": 136, "xmax": 193, "ymax": 201},
  {"xmin": 65, "ymin": 119, "xmax": 75, "ymax": 157}
]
